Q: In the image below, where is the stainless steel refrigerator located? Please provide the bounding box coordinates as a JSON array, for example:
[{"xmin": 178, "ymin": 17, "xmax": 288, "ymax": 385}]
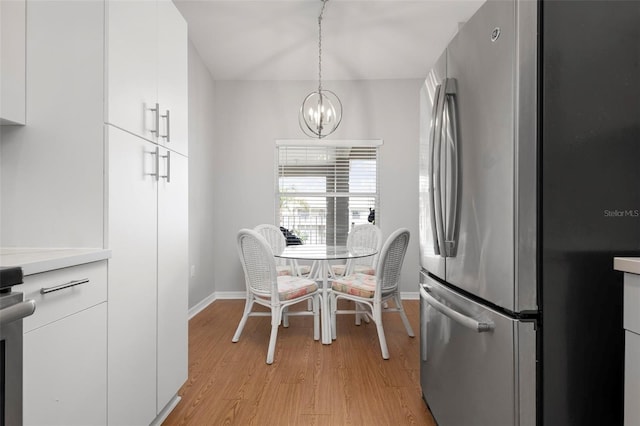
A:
[{"xmin": 418, "ymin": 1, "xmax": 640, "ymax": 425}]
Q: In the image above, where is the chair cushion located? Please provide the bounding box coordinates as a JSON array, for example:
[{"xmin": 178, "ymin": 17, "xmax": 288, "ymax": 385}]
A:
[
  {"xmin": 353, "ymin": 265, "xmax": 376, "ymax": 275},
  {"xmin": 276, "ymin": 265, "xmax": 293, "ymax": 276},
  {"xmin": 297, "ymin": 264, "xmax": 312, "ymax": 275},
  {"xmin": 276, "ymin": 264, "xmax": 312, "ymax": 276},
  {"xmin": 277, "ymin": 275, "xmax": 318, "ymax": 301},
  {"xmin": 331, "ymin": 264, "xmax": 347, "ymax": 276},
  {"xmin": 332, "ymin": 273, "xmax": 377, "ymax": 298},
  {"xmin": 331, "ymin": 264, "xmax": 376, "ymax": 277}
]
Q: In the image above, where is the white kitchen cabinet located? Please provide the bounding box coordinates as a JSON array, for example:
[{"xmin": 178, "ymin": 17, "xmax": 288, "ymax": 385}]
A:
[
  {"xmin": 156, "ymin": 0, "xmax": 189, "ymax": 156},
  {"xmin": 21, "ymin": 261, "xmax": 108, "ymax": 426},
  {"xmin": 623, "ymin": 269, "xmax": 640, "ymax": 426},
  {"xmin": 106, "ymin": 0, "xmax": 189, "ymax": 421},
  {"xmin": 625, "ymin": 330, "xmax": 640, "ymax": 426},
  {"xmin": 105, "ymin": 0, "xmax": 156, "ymax": 141},
  {"xmin": 107, "ymin": 126, "xmax": 159, "ymax": 425},
  {"xmin": 1, "ymin": 0, "xmax": 189, "ymax": 423},
  {"xmin": 108, "ymin": 125, "xmax": 188, "ymax": 424},
  {"xmin": 0, "ymin": 0, "xmax": 26, "ymax": 125},
  {"xmin": 106, "ymin": 0, "xmax": 188, "ymax": 156},
  {"xmin": 24, "ymin": 304, "xmax": 107, "ymax": 426},
  {"xmin": 157, "ymin": 148, "xmax": 189, "ymax": 411}
]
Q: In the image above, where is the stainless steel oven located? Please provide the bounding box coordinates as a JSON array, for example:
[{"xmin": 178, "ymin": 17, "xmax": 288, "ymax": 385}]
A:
[{"xmin": 0, "ymin": 267, "xmax": 35, "ymax": 426}]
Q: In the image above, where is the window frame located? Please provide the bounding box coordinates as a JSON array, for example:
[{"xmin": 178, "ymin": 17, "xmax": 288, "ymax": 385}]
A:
[{"xmin": 275, "ymin": 139, "xmax": 383, "ymax": 246}]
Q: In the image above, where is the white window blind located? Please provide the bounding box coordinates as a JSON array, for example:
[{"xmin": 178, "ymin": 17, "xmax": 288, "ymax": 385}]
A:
[{"xmin": 276, "ymin": 140, "xmax": 381, "ymax": 246}]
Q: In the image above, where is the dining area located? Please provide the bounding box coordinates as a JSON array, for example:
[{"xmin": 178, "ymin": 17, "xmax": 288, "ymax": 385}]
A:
[
  {"xmin": 162, "ymin": 285, "xmax": 432, "ymax": 425},
  {"xmin": 162, "ymin": 222, "xmax": 430, "ymax": 425},
  {"xmin": 232, "ymin": 223, "xmax": 415, "ymax": 364}
]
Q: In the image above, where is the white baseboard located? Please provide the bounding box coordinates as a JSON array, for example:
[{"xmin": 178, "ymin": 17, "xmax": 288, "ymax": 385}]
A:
[
  {"xmin": 188, "ymin": 291, "xmax": 245, "ymax": 319},
  {"xmin": 189, "ymin": 290, "xmax": 419, "ymax": 319},
  {"xmin": 188, "ymin": 292, "xmax": 216, "ymax": 319},
  {"xmin": 400, "ymin": 291, "xmax": 419, "ymax": 300},
  {"xmin": 151, "ymin": 395, "xmax": 181, "ymax": 426},
  {"xmin": 214, "ymin": 291, "xmax": 247, "ymax": 300}
]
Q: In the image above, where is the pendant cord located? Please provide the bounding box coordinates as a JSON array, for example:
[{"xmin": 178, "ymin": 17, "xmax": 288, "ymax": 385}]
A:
[
  {"xmin": 318, "ymin": 0, "xmax": 327, "ymax": 92},
  {"xmin": 299, "ymin": 0, "xmax": 341, "ymax": 139}
]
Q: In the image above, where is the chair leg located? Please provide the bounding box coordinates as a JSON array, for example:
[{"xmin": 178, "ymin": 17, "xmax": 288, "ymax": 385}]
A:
[
  {"xmin": 373, "ymin": 301, "xmax": 389, "ymax": 359},
  {"xmin": 266, "ymin": 307, "xmax": 282, "ymax": 364},
  {"xmin": 395, "ymin": 294, "xmax": 415, "ymax": 337},
  {"xmin": 330, "ymin": 292, "xmax": 337, "ymax": 340},
  {"xmin": 232, "ymin": 298, "xmax": 254, "ymax": 342},
  {"xmin": 283, "ymin": 306, "xmax": 290, "ymax": 328},
  {"xmin": 355, "ymin": 301, "xmax": 362, "ymax": 325},
  {"xmin": 313, "ymin": 294, "xmax": 320, "ymax": 341},
  {"xmin": 357, "ymin": 302, "xmax": 371, "ymax": 324}
]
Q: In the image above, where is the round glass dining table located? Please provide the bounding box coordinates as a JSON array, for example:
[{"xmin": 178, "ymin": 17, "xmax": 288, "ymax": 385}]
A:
[{"xmin": 276, "ymin": 244, "xmax": 377, "ymax": 344}]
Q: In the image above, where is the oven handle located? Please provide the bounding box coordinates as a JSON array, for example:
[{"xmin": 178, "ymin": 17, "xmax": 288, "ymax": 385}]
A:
[
  {"xmin": 0, "ymin": 299, "xmax": 36, "ymax": 326},
  {"xmin": 422, "ymin": 286, "xmax": 494, "ymax": 333}
]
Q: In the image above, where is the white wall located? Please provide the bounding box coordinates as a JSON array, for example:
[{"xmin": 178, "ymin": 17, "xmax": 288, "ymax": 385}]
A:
[
  {"xmin": 208, "ymin": 79, "xmax": 422, "ymax": 298},
  {"xmin": 0, "ymin": 0, "xmax": 104, "ymax": 248},
  {"xmin": 187, "ymin": 41, "xmax": 217, "ymax": 309}
]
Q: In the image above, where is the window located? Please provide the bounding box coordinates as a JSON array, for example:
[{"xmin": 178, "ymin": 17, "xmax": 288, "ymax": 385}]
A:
[{"xmin": 276, "ymin": 140, "xmax": 381, "ymax": 246}]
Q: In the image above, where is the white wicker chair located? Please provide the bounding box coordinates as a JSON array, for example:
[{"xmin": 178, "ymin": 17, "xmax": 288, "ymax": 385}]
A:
[
  {"xmin": 254, "ymin": 224, "xmax": 291, "ymax": 275},
  {"xmin": 233, "ymin": 229, "xmax": 321, "ymax": 364},
  {"xmin": 254, "ymin": 224, "xmax": 311, "ymax": 276},
  {"xmin": 330, "ymin": 228, "xmax": 415, "ymax": 359},
  {"xmin": 331, "ymin": 224, "xmax": 382, "ymax": 277}
]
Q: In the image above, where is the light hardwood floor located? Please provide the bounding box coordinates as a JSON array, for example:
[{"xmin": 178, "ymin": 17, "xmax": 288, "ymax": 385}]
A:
[{"xmin": 163, "ymin": 299, "xmax": 436, "ymax": 425}]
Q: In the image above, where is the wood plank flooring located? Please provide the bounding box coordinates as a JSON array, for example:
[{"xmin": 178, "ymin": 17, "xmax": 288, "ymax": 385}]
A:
[{"xmin": 163, "ymin": 299, "xmax": 436, "ymax": 425}]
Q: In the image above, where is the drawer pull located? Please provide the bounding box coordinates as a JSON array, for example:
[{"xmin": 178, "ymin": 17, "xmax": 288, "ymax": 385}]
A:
[{"xmin": 41, "ymin": 278, "xmax": 90, "ymax": 294}]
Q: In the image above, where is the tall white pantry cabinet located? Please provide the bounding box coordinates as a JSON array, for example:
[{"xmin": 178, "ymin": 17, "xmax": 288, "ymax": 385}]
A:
[
  {"xmin": 0, "ymin": 0, "xmax": 189, "ymax": 425},
  {"xmin": 106, "ymin": 0, "xmax": 189, "ymax": 424}
]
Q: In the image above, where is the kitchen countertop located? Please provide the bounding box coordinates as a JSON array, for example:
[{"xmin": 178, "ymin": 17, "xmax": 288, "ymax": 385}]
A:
[
  {"xmin": 614, "ymin": 257, "xmax": 640, "ymax": 275},
  {"xmin": 0, "ymin": 247, "xmax": 111, "ymax": 276}
]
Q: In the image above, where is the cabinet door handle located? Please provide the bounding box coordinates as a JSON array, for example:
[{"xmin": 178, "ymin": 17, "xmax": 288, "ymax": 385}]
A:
[
  {"xmin": 161, "ymin": 150, "xmax": 171, "ymax": 183},
  {"xmin": 150, "ymin": 103, "xmax": 160, "ymax": 136},
  {"xmin": 149, "ymin": 147, "xmax": 160, "ymax": 181},
  {"xmin": 41, "ymin": 278, "xmax": 90, "ymax": 294},
  {"xmin": 161, "ymin": 109, "xmax": 171, "ymax": 142}
]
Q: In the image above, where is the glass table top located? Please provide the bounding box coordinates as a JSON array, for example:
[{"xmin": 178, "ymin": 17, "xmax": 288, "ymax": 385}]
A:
[{"xmin": 275, "ymin": 244, "xmax": 377, "ymax": 261}]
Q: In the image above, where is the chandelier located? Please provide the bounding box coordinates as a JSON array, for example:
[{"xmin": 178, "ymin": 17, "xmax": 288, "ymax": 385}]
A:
[{"xmin": 299, "ymin": 0, "xmax": 342, "ymax": 139}]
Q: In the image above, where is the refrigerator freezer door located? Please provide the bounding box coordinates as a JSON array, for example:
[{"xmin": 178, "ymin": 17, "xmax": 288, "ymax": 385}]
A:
[
  {"xmin": 444, "ymin": 0, "xmax": 517, "ymax": 311},
  {"xmin": 419, "ymin": 52, "xmax": 446, "ymax": 279},
  {"xmin": 420, "ymin": 273, "xmax": 536, "ymax": 426}
]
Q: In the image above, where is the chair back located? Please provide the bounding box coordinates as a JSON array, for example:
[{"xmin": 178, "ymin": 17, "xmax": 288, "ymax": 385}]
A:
[
  {"xmin": 347, "ymin": 224, "xmax": 383, "ymax": 268},
  {"xmin": 254, "ymin": 224, "xmax": 287, "ymax": 266},
  {"xmin": 237, "ymin": 229, "xmax": 278, "ymax": 297},
  {"xmin": 376, "ymin": 228, "xmax": 410, "ymax": 294}
]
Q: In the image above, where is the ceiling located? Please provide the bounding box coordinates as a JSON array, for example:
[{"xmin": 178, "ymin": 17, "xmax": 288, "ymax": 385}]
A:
[{"xmin": 173, "ymin": 0, "xmax": 485, "ymax": 81}]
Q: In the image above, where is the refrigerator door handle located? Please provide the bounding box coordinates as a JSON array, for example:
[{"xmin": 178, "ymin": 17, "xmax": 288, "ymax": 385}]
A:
[
  {"xmin": 433, "ymin": 79, "xmax": 448, "ymax": 257},
  {"xmin": 429, "ymin": 84, "xmax": 443, "ymax": 255},
  {"xmin": 419, "ymin": 285, "xmax": 429, "ymax": 361},
  {"xmin": 423, "ymin": 285, "xmax": 494, "ymax": 333},
  {"xmin": 444, "ymin": 78, "xmax": 459, "ymax": 257}
]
